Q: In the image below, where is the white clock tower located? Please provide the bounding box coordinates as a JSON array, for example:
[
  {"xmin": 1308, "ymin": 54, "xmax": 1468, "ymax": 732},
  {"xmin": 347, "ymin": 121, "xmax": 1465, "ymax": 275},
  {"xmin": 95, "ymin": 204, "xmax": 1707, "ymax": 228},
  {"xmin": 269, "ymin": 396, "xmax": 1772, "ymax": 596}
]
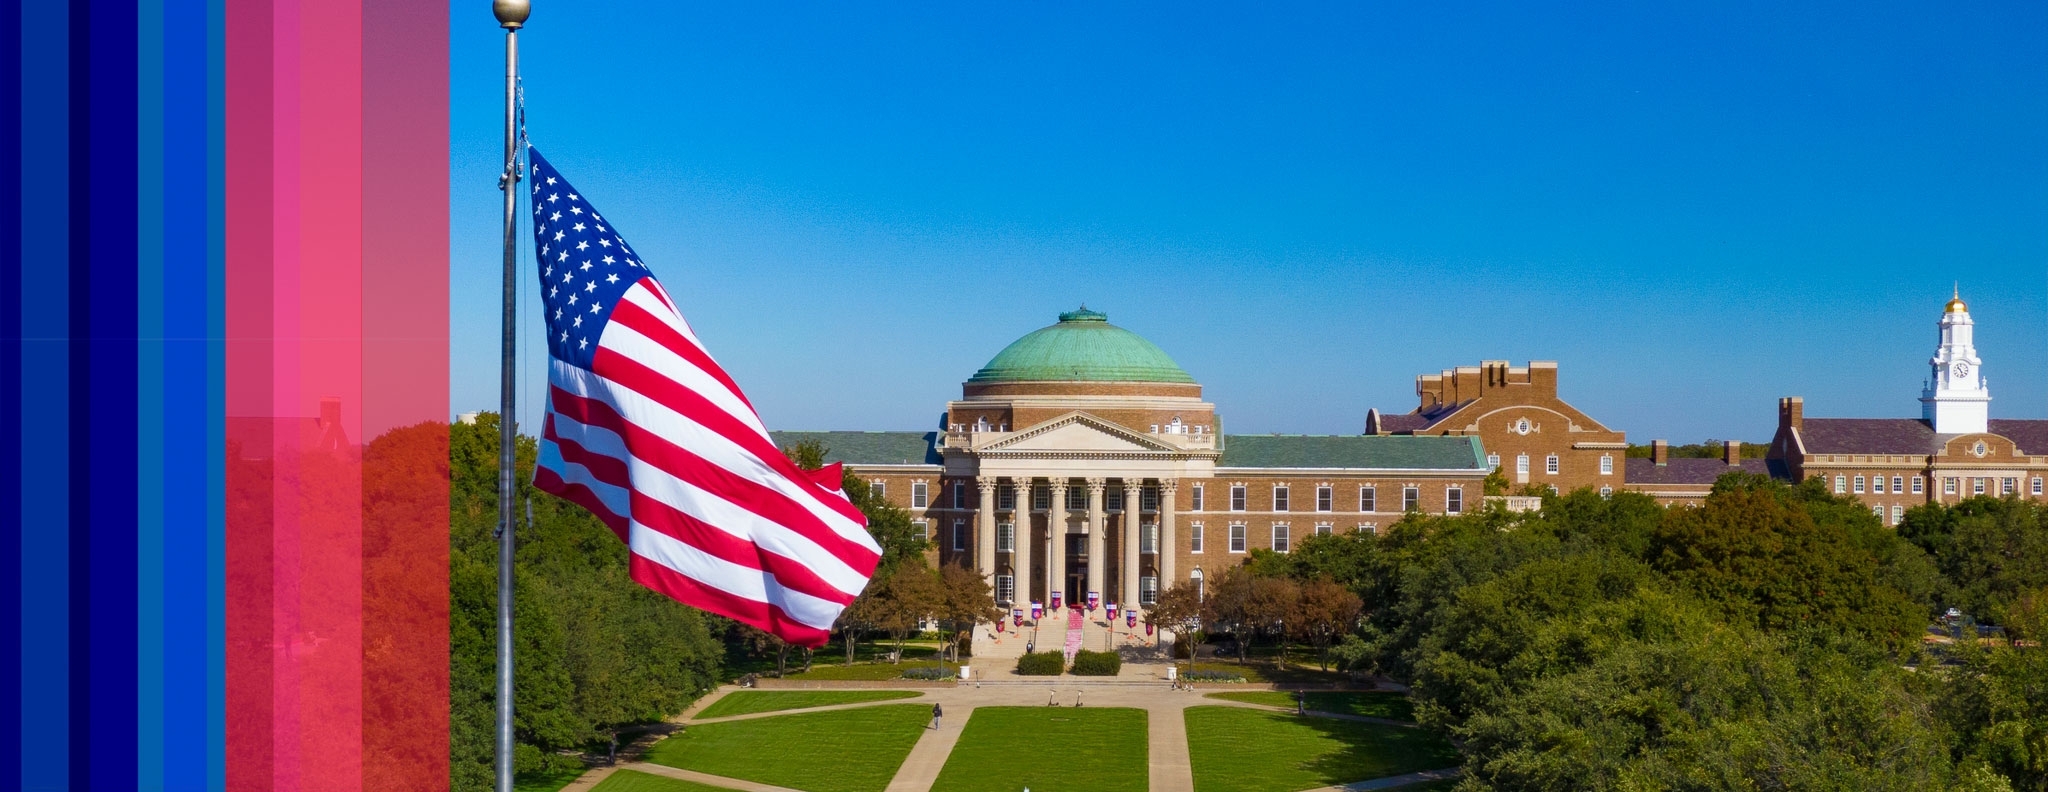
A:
[{"xmin": 1920, "ymin": 288, "xmax": 1989, "ymax": 434}]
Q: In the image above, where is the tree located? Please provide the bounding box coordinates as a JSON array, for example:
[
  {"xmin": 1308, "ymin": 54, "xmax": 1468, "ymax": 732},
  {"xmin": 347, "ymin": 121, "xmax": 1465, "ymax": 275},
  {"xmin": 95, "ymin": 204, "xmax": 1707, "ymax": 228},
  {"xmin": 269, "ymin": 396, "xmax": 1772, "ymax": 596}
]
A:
[
  {"xmin": 1291, "ymin": 579, "xmax": 1363, "ymax": 671},
  {"xmin": 1146, "ymin": 580, "xmax": 1204, "ymax": 669},
  {"xmin": 1202, "ymin": 566, "xmax": 1258, "ymax": 663},
  {"xmin": 934, "ymin": 564, "xmax": 1003, "ymax": 662},
  {"xmin": 1245, "ymin": 576, "xmax": 1300, "ymax": 666},
  {"xmin": 868, "ymin": 560, "xmax": 942, "ymax": 660},
  {"xmin": 1899, "ymin": 497, "xmax": 2048, "ymax": 627}
]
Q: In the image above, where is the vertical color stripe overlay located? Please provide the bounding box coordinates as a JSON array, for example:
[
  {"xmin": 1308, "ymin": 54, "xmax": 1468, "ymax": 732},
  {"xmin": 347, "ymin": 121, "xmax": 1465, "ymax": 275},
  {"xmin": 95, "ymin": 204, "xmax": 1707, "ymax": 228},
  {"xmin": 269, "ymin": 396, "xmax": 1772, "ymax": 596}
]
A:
[{"xmin": 0, "ymin": 0, "xmax": 453, "ymax": 789}]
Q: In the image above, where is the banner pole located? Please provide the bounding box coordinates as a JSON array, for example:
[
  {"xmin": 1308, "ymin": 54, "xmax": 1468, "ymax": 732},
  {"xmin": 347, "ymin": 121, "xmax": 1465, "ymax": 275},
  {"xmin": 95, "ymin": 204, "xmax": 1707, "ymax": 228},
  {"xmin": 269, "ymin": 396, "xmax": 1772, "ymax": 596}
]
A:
[{"xmin": 492, "ymin": 3, "xmax": 531, "ymax": 792}]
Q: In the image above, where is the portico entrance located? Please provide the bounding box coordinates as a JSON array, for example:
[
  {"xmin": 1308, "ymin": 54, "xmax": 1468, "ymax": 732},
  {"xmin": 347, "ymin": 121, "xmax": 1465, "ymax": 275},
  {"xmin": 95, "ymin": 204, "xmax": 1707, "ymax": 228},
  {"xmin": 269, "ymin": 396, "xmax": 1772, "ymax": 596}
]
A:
[{"xmin": 1064, "ymin": 533, "xmax": 1089, "ymax": 605}]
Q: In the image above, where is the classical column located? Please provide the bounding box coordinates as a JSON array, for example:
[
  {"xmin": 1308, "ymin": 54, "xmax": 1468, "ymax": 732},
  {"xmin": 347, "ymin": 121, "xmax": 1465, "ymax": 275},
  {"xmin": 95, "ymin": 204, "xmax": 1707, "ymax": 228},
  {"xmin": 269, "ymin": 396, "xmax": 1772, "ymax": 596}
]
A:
[
  {"xmin": 976, "ymin": 476, "xmax": 998, "ymax": 583},
  {"xmin": 1159, "ymin": 478, "xmax": 1178, "ymax": 596},
  {"xmin": 1011, "ymin": 477, "xmax": 1033, "ymax": 605},
  {"xmin": 1121, "ymin": 480, "xmax": 1140, "ymax": 610},
  {"xmin": 1046, "ymin": 479, "xmax": 1068, "ymax": 605},
  {"xmin": 1085, "ymin": 478, "xmax": 1107, "ymax": 602}
]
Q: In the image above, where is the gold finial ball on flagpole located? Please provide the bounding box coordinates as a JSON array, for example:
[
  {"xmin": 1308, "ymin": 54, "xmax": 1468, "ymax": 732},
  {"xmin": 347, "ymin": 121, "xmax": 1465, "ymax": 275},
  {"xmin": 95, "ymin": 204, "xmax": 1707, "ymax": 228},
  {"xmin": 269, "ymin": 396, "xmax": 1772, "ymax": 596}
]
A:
[{"xmin": 494, "ymin": 0, "xmax": 530, "ymax": 29}]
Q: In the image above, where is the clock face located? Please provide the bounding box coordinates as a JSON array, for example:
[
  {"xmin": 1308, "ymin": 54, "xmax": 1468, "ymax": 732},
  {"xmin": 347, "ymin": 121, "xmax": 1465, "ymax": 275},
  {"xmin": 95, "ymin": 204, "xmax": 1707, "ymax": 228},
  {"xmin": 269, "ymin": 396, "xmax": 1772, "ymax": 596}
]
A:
[{"xmin": 1953, "ymin": 362, "xmax": 1971, "ymax": 379}]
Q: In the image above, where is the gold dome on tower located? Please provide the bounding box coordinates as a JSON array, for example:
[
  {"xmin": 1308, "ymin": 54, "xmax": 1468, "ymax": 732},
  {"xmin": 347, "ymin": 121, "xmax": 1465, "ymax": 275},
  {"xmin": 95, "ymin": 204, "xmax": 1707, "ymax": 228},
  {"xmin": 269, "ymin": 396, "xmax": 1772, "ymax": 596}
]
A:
[{"xmin": 1946, "ymin": 284, "xmax": 1967, "ymax": 313}]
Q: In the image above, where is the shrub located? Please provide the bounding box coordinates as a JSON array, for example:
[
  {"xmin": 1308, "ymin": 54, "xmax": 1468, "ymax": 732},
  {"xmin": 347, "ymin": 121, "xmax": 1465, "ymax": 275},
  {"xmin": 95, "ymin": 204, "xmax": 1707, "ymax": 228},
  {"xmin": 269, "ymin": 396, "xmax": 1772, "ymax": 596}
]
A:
[
  {"xmin": 1072, "ymin": 650, "xmax": 1122, "ymax": 676},
  {"xmin": 915, "ymin": 630, "xmax": 945, "ymax": 641},
  {"xmin": 1016, "ymin": 651, "xmax": 1066, "ymax": 676},
  {"xmin": 1181, "ymin": 670, "xmax": 1247, "ymax": 683},
  {"xmin": 900, "ymin": 666, "xmax": 956, "ymax": 680}
]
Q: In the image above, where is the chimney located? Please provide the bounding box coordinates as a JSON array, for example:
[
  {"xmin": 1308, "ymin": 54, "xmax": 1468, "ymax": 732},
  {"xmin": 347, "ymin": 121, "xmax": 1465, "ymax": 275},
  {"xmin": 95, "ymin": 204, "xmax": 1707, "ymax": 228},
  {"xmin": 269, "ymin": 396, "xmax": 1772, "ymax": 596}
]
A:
[
  {"xmin": 1724, "ymin": 440, "xmax": 1741, "ymax": 466},
  {"xmin": 1778, "ymin": 397, "xmax": 1803, "ymax": 431},
  {"xmin": 1651, "ymin": 439, "xmax": 1668, "ymax": 466},
  {"xmin": 320, "ymin": 396, "xmax": 342, "ymax": 429}
]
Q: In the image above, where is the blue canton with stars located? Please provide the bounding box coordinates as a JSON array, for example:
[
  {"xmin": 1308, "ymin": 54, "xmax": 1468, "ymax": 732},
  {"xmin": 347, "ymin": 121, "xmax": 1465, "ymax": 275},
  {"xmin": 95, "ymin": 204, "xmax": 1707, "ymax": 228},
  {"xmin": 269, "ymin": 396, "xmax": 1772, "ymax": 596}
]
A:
[{"xmin": 529, "ymin": 146, "xmax": 655, "ymax": 370}]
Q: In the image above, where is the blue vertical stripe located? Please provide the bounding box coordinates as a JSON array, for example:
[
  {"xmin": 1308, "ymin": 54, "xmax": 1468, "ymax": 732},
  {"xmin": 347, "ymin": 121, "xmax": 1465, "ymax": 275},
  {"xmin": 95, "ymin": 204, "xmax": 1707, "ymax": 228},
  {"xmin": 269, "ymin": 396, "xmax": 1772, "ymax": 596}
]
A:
[
  {"xmin": 19, "ymin": 0, "xmax": 69, "ymax": 787},
  {"xmin": 135, "ymin": 0, "xmax": 166, "ymax": 787},
  {"xmin": 204, "ymin": 1, "xmax": 229, "ymax": 786},
  {"xmin": 81, "ymin": 0, "xmax": 139, "ymax": 788},
  {"xmin": 0, "ymin": 0, "xmax": 22, "ymax": 783}
]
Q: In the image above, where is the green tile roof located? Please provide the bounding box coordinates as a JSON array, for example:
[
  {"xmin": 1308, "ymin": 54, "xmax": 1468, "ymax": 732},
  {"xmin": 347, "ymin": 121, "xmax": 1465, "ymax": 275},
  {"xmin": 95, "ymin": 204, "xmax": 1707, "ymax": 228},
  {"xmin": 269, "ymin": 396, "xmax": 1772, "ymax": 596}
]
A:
[
  {"xmin": 769, "ymin": 431, "xmax": 942, "ymax": 466},
  {"xmin": 1219, "ymin": 435, "xmax": 1486, "ymax": 470},
  {"xmin": 967, "ymin": 307, "xmax": 1195, "ymax": 384}
]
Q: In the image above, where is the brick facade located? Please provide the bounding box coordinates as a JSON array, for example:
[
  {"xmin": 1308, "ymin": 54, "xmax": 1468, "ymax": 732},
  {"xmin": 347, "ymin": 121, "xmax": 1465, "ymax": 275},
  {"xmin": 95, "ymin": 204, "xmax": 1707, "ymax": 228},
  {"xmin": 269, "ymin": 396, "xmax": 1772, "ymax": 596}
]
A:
[{"xmin": 1368, "ymin": 360, "xmax": 1627, "ymax": 494}]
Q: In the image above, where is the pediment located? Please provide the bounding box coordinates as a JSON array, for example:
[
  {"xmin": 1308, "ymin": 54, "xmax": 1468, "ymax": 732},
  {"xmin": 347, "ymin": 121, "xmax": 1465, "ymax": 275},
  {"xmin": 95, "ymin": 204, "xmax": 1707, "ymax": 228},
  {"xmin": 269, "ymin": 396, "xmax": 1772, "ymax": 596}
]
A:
[{"xmin": 979, "ymin": 412, "xmax": 1179, "ymax": 454}]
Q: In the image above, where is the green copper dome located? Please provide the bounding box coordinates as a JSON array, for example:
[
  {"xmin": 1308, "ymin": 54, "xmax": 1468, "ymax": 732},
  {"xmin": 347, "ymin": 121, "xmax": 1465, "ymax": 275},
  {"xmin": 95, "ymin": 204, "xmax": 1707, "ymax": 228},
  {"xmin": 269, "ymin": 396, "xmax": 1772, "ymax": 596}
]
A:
[{"xmin": 968, "ymin": 307, "xmax": 1195, "ymax": 384}]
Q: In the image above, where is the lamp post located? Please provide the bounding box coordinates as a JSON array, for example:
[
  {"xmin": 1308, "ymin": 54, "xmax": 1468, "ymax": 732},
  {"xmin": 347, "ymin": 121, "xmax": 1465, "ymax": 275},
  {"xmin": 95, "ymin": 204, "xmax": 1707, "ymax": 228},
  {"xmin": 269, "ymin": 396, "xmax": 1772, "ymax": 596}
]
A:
[{"xmin": 490, "ymin": 3, "xmax": 529, "ymax": 792}]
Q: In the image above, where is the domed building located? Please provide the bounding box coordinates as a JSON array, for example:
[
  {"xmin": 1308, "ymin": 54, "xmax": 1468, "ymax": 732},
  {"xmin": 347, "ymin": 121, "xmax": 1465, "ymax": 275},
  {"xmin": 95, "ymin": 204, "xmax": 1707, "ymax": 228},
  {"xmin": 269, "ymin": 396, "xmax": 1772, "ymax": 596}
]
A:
[{"xmin": 773, "ymin": 308, "xmax": 1488, "ymax": 657}]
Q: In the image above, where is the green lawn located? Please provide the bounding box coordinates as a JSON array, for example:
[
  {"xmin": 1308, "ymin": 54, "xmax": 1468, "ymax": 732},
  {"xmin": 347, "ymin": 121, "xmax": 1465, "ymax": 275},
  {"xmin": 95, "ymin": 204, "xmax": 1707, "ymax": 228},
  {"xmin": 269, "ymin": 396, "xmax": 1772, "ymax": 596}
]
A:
[
  {"xmin": 694, "ymin": 690, "xmax": 923, "ymax": 719},
  {"xmin": 511, "ymin": 766, "xmax": 588, "ymax": 792},
  {"xmin": 932, "ymin": 707, "xmax": 1148, "ymax": 792},
  {"xmin": 588, "ymin": 769, "xmax": 741, "ymax": 792},
  {"xmin": 643, "ymin": 703, "xmax": 931, "ymax": 792},
  {"xmin": 1204, "ymin": 691, "xmax": 1416, "ymax": 721},
  {"xmin": 725, "ymin": 640, "xmax": 944, "ymax": 679},
  {"xmin": 1184, "ymin": 706, "xmax": 1460, "ymax": 792},
  {"xmin": 777, "ymin": 660, "xmax": 959, "ymax": 681},
  {"xmin": 1180, "ymin": 661, "xmax": 1348, "ymax": 685}
]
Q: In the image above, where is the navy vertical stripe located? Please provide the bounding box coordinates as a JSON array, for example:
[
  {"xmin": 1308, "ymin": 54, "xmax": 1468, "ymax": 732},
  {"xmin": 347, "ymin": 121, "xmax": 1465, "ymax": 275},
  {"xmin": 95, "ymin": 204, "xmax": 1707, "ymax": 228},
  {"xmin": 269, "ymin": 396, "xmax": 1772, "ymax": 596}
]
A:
[
  {"xmin": 65, "ymin": 0, "xmax": 91, "ymax": 784},
  {"xmin": 82, "ymin": 0, "xmax": 139, "ymax": 789},
  {"xmin": 0, "ymin": 0, "xmax": 21, "ymax": 781}
]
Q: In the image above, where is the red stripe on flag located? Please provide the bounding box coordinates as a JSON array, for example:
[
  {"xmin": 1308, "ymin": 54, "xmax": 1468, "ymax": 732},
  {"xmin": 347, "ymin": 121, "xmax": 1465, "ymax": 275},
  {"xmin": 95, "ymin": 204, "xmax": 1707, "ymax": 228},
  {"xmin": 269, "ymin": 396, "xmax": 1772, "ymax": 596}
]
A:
[
  {"xmin": 625, "ymin": 490, "xmax": 858, "ymax": 606},
  {"xmin": 548, "ymin": 386, "xmax": 880, "ymax": 574},
  {"xmin": 532, "ymin": 466, "xmax": 629, "ymax": 543},
  {"xmin": 629, "ymin": 554, "xmax": 833, "ymax": 647},
  {"xmin": 588, "ymin": 346, "xmax": 867, "ymax": 527},
  {"xmin": 608, "ymin": 295, "xmax": 758, "ymax": 416}
]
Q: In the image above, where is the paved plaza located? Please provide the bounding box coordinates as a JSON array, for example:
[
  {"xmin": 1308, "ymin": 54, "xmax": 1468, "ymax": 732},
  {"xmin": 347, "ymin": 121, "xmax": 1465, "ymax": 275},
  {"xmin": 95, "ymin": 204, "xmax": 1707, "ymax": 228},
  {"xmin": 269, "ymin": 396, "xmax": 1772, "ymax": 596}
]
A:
[{"xmin": 559, "ymin": 679, "xmax": 1459, "ymax": 792}]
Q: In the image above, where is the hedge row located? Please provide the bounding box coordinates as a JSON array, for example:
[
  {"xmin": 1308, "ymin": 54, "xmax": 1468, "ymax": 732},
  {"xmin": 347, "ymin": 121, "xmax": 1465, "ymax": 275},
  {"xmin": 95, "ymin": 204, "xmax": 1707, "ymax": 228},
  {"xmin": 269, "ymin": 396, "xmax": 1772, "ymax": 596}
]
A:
[
  {"xmin": 1072, "ymin": 650, "xmax": 1121, "ymax": 676},
  {"xmin": 1016, "ymin": 651, "xmax": 1066, "ymax": 676}
]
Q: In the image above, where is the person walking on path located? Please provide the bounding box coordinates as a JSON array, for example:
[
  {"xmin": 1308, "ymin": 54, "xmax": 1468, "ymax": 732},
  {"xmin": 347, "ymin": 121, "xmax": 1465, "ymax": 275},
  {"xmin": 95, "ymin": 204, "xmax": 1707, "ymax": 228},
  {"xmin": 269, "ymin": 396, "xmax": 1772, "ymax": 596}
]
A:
[{"xmin": 930, "ymin": 702, "xmax": 943, "ymax": 730}]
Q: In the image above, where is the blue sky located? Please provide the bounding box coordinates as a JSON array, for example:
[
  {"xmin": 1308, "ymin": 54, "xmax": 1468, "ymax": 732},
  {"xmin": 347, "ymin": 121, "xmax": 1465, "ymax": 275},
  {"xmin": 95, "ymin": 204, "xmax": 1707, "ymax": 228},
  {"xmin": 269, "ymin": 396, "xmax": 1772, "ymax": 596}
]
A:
[{"xmin": 449, "ymin": 1, "xmax": 2047, "ymax": 442}]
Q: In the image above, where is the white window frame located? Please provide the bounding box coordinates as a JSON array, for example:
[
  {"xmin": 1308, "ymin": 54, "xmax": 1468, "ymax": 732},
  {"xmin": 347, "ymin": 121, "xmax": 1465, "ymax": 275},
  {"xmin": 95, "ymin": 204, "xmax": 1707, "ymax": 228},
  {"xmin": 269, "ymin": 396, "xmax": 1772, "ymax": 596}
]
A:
[
  {"xmin": 1599, "ymin": 486, "xmax": 1613, "ymax": 497},
  {"xmin": 1402, "ymin": 486, "xmax": 1420, "ymax": 512},
  {"xmin": 997, "ymin": 522, "xmax": 1014, "ymax": 553},
  {"xmin": 1190, "ymin": 484, "xmax": 1204, "ymax": 512},
  {"xmin": 1360, "ymin": 522, "xmax": 1378, "ymax": 535},
  {"xmin": 1891, "ymin": 505, "xmax": 1904, "ymax": 525},
  {"xmin": 912, "ymin": 481, "xmax": 929, "ymax": 508},
  {"xmin": 1140, "ymin": 523, "xmax": 1158, "ymax": 554},
  {"xmin": 1190, "ymin": 522, "xmax": 1204, "ymax": 553},
  {"xmin": 1891, "ymin": 476, "xmax": 1903, "ymax": 493},
  {"xmin": 1140, "ymin": 576, "xmax": 1158, "ymax": 606},
  {"xmin": 1872, "ymin": 476, "xmax": 1885, "ymax": 494},
  {"xmin": 1516, "ymin": 454, "xmax": 1530, "ymax": 474},
  {"xmin": 1912, "ymin": 476, "xmax": 1924, "ymax": 494},
  {"xmin": 1314, "ymin": 522, "xmax": 1332, "ymax": 536},
  {"xmin": 1486, "ymin": 453, "xmax": 1500, "ymax": 471},
  {"xmin": 2003, "ymin": 477, "xmax": 2017, "ymax": 494},
  {"xmin": 998, "ymin": 485, "xmax": 1014, "ymax": 511},
  {"xmin": 1974, "ymin": 478, "xmax": 1986, "ymax": 495},
  {"xmin": 913, "ymin": 520, "xmax": 928, "ymax": 540},
  {"xmin": 1228, "ymin": 524, "xmax": 1247, "ymax": 553},
  {"xmin": 1316, "ymin": 485, "xmax": 1333, "ymax": 512},
  {"xmin": 953, "ymin": 520, "xmax": 968, "ymax": 551},
  {"xmin": 1273, "ymin": 485, "xmax": 1290, "ymax": 512},
  {"xmin": 1871, "ymin": 504, "xmax": 1883, "ymax": 519},
  {"xmin": 1359, "ymin": 486, "xmax": 1376, "ymax": 512},
  {"xmin": 952, "ymin": 481, "xmax": 965, "ymax": 509},
  {"xmin": 1107, "ymin": 488, "xmax": 1123, "ymax": 512},
  {"xmin": 1066, "ymin": 487, "xmax": 1086, "ymax": 510},
  {"xmin": 1445, "ymin": 486, "xmax": 1463, "ymax": 514},
  {"xmin": 1945, "ymin": 477, "xmax": 1958, "ymax": 495},
  {"xmin": 1271, "ymin": 524, "xmax": 1290, "ymax": 553},
  {"xmin": 1834, "ymin": 475, "xmax": 1846, "ymax": 494},
  {"xmin": 871, "ymin": 480, "xmax": 887, "ymax": 498},
  {"xmin": 1191, "ymin": 568, "xmax": 1205, "ymax": 601},
  {"xmin": 1141, "ymin": 487, "xmax": 1159, "ymax": 512},
  {"xmin": 1031, "ymin": 486, "xmax": 1048, "ymax": 510},
  {"xmin": 2034, "ymin": 477, "xmax": 2043, "ymax": 496},
  {"xmin": 1230, "ymin": 485, "xmax": 1247, "ymax": 512},
  {"xmin": 996, "ymin": 574, "xmax": 1014, "ymax": 603},
  {"xmin": 1853, "ymin": 475, "xmax": 1865, "ymax": 494},
  {"xmin": 1599, "ymin": 455, "xmax": 1613, "ymax": 475},
  {"xmin": 1546, "ymin": 454, "xmax": 1559, "ymax": 475}
]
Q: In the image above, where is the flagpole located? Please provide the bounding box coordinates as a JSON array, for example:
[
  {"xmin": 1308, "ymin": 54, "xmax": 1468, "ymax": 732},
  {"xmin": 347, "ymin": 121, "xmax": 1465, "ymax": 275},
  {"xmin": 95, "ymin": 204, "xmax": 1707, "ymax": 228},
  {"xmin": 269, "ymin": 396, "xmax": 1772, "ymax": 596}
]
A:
[{"xmin": 493, "ymin": 3, "xmax": 530, "ymax": 792}]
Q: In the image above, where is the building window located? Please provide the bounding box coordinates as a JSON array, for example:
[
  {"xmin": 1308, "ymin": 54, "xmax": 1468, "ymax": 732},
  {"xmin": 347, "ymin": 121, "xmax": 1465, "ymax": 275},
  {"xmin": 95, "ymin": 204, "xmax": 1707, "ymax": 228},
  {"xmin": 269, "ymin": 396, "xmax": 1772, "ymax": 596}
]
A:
[
  {"xmin": 1107, "ymin": 489, "xmax": 1123, "ymax": 512},
  {"xmin": 2035, "ymin": 477, "xmax": 2044, "ymax": 496},
  {"xmin": 1191, "ymin": 484, "xmax": 1204, "ymax": 512},
  {"xmin": 1486, "ymin": 453, "xmax": 1500, "ymax": 471},
  {"xmin": 1273, "ymin": 485, "xmax": 1290, "ymax": 512},
  {"xmin": 1190, "ymin": 523, "xmax": 1204, "ymax": 553},
  {"xmin": 1228, "ymin": 524, "xmax": 1247, "ymax": 553},
  {"xmin": 997, "ymin": 523, "xmax": 1014, "ymax": 553},
  {"xmin": 1402, "ymin": 486, "xmax": 1420, "ymax": 512},
  {"xmin": 1360, "ymin": 522, "xmax": 1378, "ymax": 535},
  {"xmin": 1974, "ymin": 478, "xmax": 1986, "ymax": 495},
  {"xmin": 996, "ymin": 574, "xmax": 1014, "ymax": 603},
  {"xmin": 1912, "ymin": 476, "xmax": 1924, "ymax": 494},
  {"xmin": 913, "ymin": 520, "xmax": 928, "ymax": 540},
  {"xmin": 1140, "ymin": 576, "xmax": 1158, "ymax": 606},
  {"xmin": 1872, "ymin": 476, "xmax": 1885, "ymax": 494},
  {"xmin": 1141, "ymin": 524, "xmax": 1158, "ymax": 554},
  {"xmin": 1359, "ymin": 486, "xmax": 1376, "ymax": 512},
  {"xmin": 1316, "ymin": 486, "xmax": 1333, "ymax": 512},
  {"xmin": 1599, "ymin": 486, "xmax": 1613, "ymax": 496},
  {"xmin": 1871, "ymin": 505, "xmax": 1883, "ymax": 519},
  {"xmin": 998, "ymin": 486, "xmax": 1014, "ymax": 510},
  {"xmin": 953, "ymin": 520, "xmax": 968, "ymax": 551},
  {"xmin": 1892, "ymin": 476, "xmax": 1904, "ymax": 493},
  {"xmin": 1516, "ymin": 454, "xmax": 1530, "ymax": 474},
  {"xmin": 1066, "ymin": 487, "xmax": 1086, "ymax": 510},
  {"xmin": 1315, "ymin": 523, "xmax": 1333, "ymax": 536},
  {"xmin": 1191, "ymin": 568, "xmax": 1205, "ymax": 601},
  {"xmin": 912, "ymin": 481, "xmax": 929, "ymax": 508},
  {"xmin": 1853, "ymin": 475, "xmax": 1864, "ymax": 494},
  {"xmin": 1141, "ymin": 487, "xmax": 1159, "ymax": 512},
  {"xmin": 1272, "ymin": 525, "xmax": 1290, "ymax": 553},
  {"xmin": 1446, "ymin": 487, "xmax": 1463, "ymax": 514},
  {"xmin": 1891, "ymin": 505, "xmax": 1904, "ymax": 525},
  {"xmin": 871, "ymin": 480, "xmax": 887, "ymax": 498},
  {"xmin": 1834, "ymin": 475, "xmax": 1846, "ymax": 494},
  {"xmin": 952, "ymin": 482, "xmax": 964, "ymax": 508},
  {"xmin": 2003, "ymin": 477, "xmax": 2017, "ymax": 494},
  {"xmin": 1945, "ymin": 478, "xmax": 1957, "ymax": 495},
  {"xmin": 1600, "ymin": 455, "xmax": 1613, "ymax": 475},
  {"xmin": 1032, "ymin": 486, "xmax": 1049, "ymax": 510},
  {"xmin": 1230, "ymin": 485, "xmax": 1247, "ymax": 511},
  {"xmin": 1546, "ymin": 454, "xmax": 1559, "ymax": 475}
]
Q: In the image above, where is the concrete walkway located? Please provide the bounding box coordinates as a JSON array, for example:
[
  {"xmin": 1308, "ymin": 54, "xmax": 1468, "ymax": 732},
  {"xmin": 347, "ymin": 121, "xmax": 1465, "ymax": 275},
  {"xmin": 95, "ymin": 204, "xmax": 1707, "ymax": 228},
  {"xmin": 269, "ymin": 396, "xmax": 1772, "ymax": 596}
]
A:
[{"xmin": 565, "ymin": 683, "xmax": 1451, "ymax": 792}]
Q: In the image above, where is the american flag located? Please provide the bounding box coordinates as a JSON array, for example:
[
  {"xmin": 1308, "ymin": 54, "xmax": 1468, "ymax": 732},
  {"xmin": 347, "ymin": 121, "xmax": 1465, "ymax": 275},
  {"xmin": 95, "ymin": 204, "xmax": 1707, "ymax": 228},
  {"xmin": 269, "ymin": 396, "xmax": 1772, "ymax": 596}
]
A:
[{"xmin": 526, "ymin": 146, "xmax": 880, "ymax": 646}]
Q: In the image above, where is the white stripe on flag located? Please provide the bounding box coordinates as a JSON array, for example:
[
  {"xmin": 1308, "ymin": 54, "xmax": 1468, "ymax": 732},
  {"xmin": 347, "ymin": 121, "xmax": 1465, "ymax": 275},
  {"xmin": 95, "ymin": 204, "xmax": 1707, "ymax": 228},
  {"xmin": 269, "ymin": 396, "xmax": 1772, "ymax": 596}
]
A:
[{"xmin": 628, "ymin": 521, "xmax": 844, "ymax": 630}]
